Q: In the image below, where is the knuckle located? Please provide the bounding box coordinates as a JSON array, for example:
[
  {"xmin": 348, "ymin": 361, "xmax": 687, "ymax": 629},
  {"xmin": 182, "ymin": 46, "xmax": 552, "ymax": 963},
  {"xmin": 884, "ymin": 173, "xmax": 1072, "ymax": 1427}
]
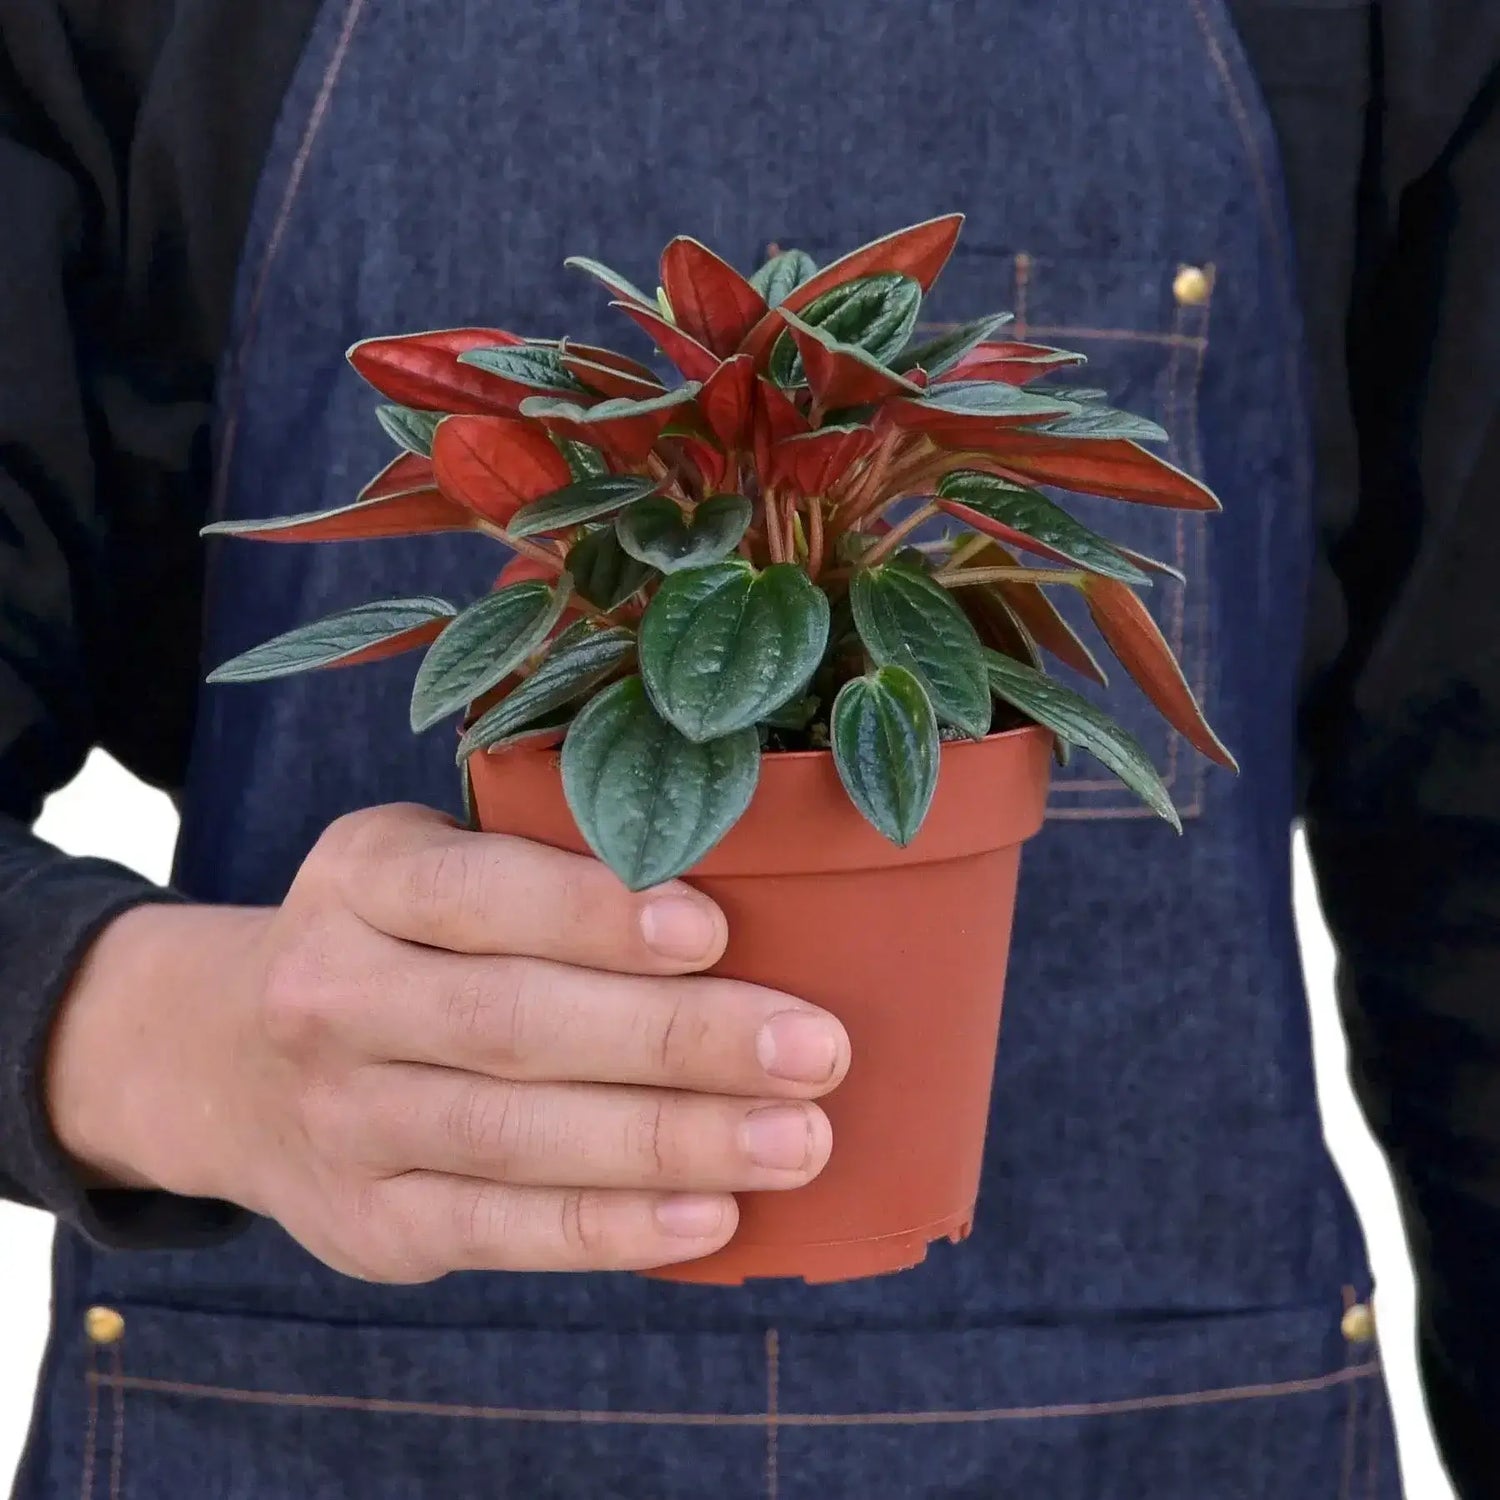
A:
[
  {"xmin": 452, "ymin": 1181, "xmax": 510, "ymax": 1261},
  {"xmin": 259, "ymin": 935, "xmax": 340, "ymax": 1054},
  {"xmin": 625, "ymin": 1097, "xmax": 680, "ymax": 1183},
  {"xmin": 444, "ymin": 961, "xmax": 529, "ymax": 1072},
  {"xmin": 557, "ymin": 1189, "xmax": 615, "ymax": 1261},
  {"xmin": 400, "ymin": 843, "xmax": 486, "ymax": 935},
  {"xmin": 441, "ymin": 1080, "xmax": 523, "ymax": 1173},
  {"xmin": 646, "ymin": 991, "xmax": 711, "ymax": 1080},
  {"xmin": 315, "ymin": 806, "xmax": 394, "ymax": 873},
  {"xmin": 353, "ymin": 1184, "xmax": 444, "ymax": 1284}
]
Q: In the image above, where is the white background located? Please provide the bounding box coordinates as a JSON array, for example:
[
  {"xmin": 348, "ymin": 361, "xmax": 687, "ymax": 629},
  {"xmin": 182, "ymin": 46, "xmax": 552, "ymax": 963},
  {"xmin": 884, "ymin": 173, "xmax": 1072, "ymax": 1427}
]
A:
[{"xmin": 0, "ymin": 754, "xmax": 1455, "ymax": 1497}]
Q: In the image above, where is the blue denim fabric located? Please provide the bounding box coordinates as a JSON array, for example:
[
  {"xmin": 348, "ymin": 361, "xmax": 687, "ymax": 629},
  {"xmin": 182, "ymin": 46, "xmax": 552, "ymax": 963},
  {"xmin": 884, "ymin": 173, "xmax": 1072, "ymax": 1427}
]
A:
[{"xmin": 20, "ymin": 1, "xmax": 1402, "ymax": 1493}]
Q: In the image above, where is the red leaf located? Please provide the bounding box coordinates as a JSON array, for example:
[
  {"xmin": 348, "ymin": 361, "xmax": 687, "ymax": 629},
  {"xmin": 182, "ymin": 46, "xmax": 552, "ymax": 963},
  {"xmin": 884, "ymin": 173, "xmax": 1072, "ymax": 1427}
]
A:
[
  {"xmin": 347, "ymin": 328, "xmax": 524, "ymax": 412},
  {"xmin": 431, "ymin": 415, "xmax": 573, "ymax": 526},
  {"xmin": 357, "ymin": 451, "xmax": 437, "ymax": 503},
  {"xmin": 943, "ymin": 437, "xmax": 1222, "ymax": 511},
  {"xmin": 559, "ymin": 342, "xmax": 661, "ymax": 383},
  {"xmin": 561, "ymin": 353, "xmax": 666, "ymax": 401},
  {"xmin": 938, "ymin": 341, "xmax": 1087, "ymax": 386},
  {"xmin": 739, "ymin": 215, "xmax": 964, "ymax": 362},
  {"xmin": 772, "ymin": 424, "xmax": 878, "ymax": 497},
  {"xmin": 751, "ymin": 377, "xmax": 812, "ymax": 482},
  {"xmin": 936, "ymin": 500, "xmax": 1088, "ymax": 571},
  {"xmin": 660, "ymin": 238, "xmax": 769, "ymax": 357},
  {"xmin": 969, "ymin": 542, "xmax": 1108, "ymax": 684},
  {"xmin": 780, "ymin": 314, "xmax": 923, "ymax": 410},
  {"xmin": 204, "ymin": 490, "xmax": 474, "ymax": 543},
  {"xmin": 671, "ymin": 435, "xmax": 731, "ymax": 490},
  {"xmin": 613, "ymin": 302, "xmax": 720, "ymax": 382},
  {"xmin": 1081, "ymin": 577, "xmax": 1237, "ymax": 768},
  {"xmin": 493, "ymin": 551, "xmax": 566, "ymax": 589},
  {"xmin": 332, "ymin": 616, "xmax": 451, "ymax": 669},
  {"xmin": 696, "ymin": 354, "xmax": 758, "ymax": 450}
]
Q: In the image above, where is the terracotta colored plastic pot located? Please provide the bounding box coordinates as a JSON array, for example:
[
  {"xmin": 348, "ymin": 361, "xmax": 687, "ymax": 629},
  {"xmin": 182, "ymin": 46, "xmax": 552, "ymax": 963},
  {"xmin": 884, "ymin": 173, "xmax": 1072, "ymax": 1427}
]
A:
[{"xmin": 467, "ymin": 724, "xmax": 1052, "ymax": 1284}]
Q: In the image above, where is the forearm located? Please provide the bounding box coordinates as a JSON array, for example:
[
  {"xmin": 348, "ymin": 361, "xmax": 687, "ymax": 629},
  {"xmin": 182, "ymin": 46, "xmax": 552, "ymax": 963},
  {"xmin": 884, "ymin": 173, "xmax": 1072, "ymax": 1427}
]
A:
[{"xmin": 0, "ymin": 819, "xmax": 249, "ymax": 1244}]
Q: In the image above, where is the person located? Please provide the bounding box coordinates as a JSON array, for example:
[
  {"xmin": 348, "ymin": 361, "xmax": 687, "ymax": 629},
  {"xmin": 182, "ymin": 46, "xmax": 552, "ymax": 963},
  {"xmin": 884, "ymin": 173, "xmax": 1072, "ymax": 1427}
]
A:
[{"xmin": 2, "ymin": 2, "xmax": 1497, "ymax": 1495}]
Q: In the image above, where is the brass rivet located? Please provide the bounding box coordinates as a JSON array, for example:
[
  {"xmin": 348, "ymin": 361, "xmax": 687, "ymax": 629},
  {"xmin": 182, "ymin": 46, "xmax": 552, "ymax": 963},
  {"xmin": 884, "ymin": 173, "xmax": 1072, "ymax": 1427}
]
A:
[
  {"xmin": 84, "ymin": 1306, "xmax": 126, "ymax": 1346},
  {"xmin": 1341, "ymin": 1302, "xmax": 1376, "ymax": 1344},
  {"xmin": 1173, "ymin": 264, "xmax": 1212, "ymax": 307}
]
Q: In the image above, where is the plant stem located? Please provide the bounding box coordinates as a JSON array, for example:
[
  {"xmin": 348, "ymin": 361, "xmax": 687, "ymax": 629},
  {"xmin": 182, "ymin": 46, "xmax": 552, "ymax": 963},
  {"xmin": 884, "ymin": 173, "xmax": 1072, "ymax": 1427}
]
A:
[
  {"xmin": 807, "ymin": 498, "xmax": 825, "ymax": 580},
  {"xmin": 945, "ymin": 534, "xmax": 992, "ymax": 572},
  {"xmin": 934, "ymin": 565, "xmax": 1087, "ymax": 588},
  {"xmin": 859, "ymin": 501, "xmax": 940, "ymax": 568},
  {"xmin": 764, "ymin": 491, "xmax": 787, "ymax": 565}
]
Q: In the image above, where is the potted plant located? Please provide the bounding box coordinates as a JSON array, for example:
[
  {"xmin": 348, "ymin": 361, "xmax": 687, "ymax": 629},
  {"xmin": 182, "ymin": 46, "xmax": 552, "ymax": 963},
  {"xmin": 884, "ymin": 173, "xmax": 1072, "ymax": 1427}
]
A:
[{"xmin": 206, "ymin": 215, "xmax": 1234, "ymax": 1283}]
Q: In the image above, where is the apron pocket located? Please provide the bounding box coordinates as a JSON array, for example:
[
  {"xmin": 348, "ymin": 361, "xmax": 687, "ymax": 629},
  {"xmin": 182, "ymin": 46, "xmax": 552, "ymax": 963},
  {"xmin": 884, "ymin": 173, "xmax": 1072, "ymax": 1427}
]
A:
[{"xmin": 42, "ymin": 1295, "xmax": 1391, "ymax": 1498}]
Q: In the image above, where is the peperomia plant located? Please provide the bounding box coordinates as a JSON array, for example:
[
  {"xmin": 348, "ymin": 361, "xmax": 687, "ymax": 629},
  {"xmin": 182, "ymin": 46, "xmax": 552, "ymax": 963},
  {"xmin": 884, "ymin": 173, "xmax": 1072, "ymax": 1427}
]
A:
[{"xmin": 207, "ymin": 216, "xmax": 1235, "ymax": 889}]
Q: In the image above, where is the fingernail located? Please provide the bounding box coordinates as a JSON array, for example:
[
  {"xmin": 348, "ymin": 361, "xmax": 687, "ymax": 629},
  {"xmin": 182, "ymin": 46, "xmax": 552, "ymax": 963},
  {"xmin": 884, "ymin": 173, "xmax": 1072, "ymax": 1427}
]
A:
[
  {"xmin": 655, "ymin": 1194, "xmax": 729, "ymax": 1238},
  {"xmin": 756, "ymin": 1012, "xmax": 844, "ymax": 1084},
  {"xmin": 741, "ymin": 1106, "xmax": 814, "ymax": 1171},
  {"xmin": 640, "ymin": 896, "xmax": 720, "ymax": 962}
]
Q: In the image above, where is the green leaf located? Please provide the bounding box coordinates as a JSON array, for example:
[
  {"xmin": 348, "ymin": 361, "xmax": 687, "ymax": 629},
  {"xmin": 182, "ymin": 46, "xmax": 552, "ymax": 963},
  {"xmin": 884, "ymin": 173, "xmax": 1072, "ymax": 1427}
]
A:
[
  {"xmin": 749, "ymin": 249, "xmax": 818, "ymax": 307},
  {"xmin": 566, "ymin": 526, "xmax": 657, "ymax": 610},
  {"xmin": 408, "ymin": 577, "xmax": 571, "ymax": 731},
  {"xmin": 639, "ymin": 561, "xmax": 831, "ymax": 742},
  {"xmin": 518, "ymin": 384, "xmax": 700, "ymax": 432},
  {"xmin": 1042, "ymin": 406, "xmax": 1169, "ymax": 442},
  {"xmin": 616, "ymin": 492, "xmax": 752, "ymax": 572},
  {"xmin": 206, "ymin": 597, "xmax": 455, "ymax": 684},
  {"xmin": 457, "ymin": 625, "xmax": 636, "ymax": 761},
  {"xmin": 557, "ymin": 438, "xmax": 609, "ymax": 480},
  {"xmin": 896, "ymin": 312, "xmax": 1014, "ymax": 377},
  {"xmin": 909, "ymin": 381, "xmax": 1079, "ymax": 421},
  {"xmin": 561, "ymin": 677, "xmax": 760, "ymax": 889},
  {"xmin": 376, "ymin": 405, "xmax": 443, "ymax": 457},
  {"xmin": 508, "ymin": 474, "xmax": 660, "ymax": 539},
  {"xmin": 850, "ymin": 563, "xmax": 991, "ymax": 739},
  {"xmin": 984, "ymin": 650, "xmax": 1181, "ymax": 831},
  {"xmin": 770, "ymin": 272, "xmax": 922, "ymax": 386},
  {"xmin": 937, "ymin": 471, "xmax": 1152, "ymax": 584},
  {"xmin": 564, "ymin": 255, "xmax": 654, "ymax": 307},
  {"xmin": 456, "ymin": 344, "xmax": 587, "ymax": 395},
  {"xmin": 831, "ymin": 665, "xmax": 940, "ymax": 845}
]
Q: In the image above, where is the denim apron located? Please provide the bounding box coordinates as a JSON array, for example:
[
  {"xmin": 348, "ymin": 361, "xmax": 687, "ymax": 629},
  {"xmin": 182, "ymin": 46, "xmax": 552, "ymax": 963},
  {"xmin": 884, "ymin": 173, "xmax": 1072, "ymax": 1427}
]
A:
[{"xmin": 18, "ymin": 2, "xmax": 1403, "ymax": 1495}]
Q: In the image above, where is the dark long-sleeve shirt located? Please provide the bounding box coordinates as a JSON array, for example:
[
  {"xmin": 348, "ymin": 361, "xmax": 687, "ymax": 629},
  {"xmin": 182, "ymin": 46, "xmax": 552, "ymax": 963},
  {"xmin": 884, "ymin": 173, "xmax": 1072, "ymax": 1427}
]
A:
[{"xmin": 1, "ymin": 0, "xmax": 1498, "ymax": 1262}]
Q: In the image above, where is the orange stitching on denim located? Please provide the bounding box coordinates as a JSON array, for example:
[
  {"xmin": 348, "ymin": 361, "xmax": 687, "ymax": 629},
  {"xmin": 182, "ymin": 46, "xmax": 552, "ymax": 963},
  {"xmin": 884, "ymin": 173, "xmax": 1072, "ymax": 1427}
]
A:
[
  {"xmin": 1339, "ymin": 1287, "xmax": 1358, "ymax": 1500},
  {"xmin": 1162, "ymin": 302, "xmax": 1190, "ymax": 796},
  {"xmin": 108, "ymin": 1344, "xmax": 124, "ymax": 1500},
  {"xmin": 1180, "ymin": 266, "xmax": 1215, "ymax": 818},
  {"xmin": 90, "ymin": 1361, "xmax": 1380, "ymax": 1427},
  {"xmin": 765, "ymin": 1329, "xmax": 780, "ymax": 1500},
  {"xmin": 1014, "ymin": 252, "xmax": 1031, "ymax": 337},
  {"xmin": 1365, "ymin": 1362, "xmax": 1383, "ymax": 1498},
  {"xmin": 211, "ymin": 0, "xmax": 369, "ymax": 520},
  {"xmin": 1027, "ymin": 327, "xmax": 1207, "ymax": 350},
  {"xmin": 80, "ymin": 1348, "xmax": 99, "ymax": 1500},
  {"xmin": 1183, "ymin": 0, "xmax": 1312, "ymax": 505}
]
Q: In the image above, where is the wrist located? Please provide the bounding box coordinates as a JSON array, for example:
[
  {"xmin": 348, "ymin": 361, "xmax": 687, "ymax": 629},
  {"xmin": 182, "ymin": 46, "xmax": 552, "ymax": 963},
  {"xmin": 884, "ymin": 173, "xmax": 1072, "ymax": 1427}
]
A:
[{"xmin": 45, "ymin": 902, "xmax": 272, "ymax": 1207}]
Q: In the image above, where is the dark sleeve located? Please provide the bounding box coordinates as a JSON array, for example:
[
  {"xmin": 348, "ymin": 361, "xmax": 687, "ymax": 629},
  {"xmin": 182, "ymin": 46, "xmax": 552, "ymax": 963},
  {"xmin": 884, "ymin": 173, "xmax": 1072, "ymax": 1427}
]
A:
[
  {"xmin": 1296, "ymin": 7, "xmax": 1500, "ymax": 1491},
  {"xmin": 0, "ymin": 1, "xmax": 239, "ymax": 1247}
]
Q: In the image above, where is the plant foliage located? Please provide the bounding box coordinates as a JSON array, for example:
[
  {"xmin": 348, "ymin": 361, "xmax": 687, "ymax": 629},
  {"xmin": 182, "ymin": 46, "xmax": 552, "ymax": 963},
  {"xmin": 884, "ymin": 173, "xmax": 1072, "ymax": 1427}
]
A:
[{"xmin": 207, "ymin": 217, "xmax": 1234, "ymax": 887}]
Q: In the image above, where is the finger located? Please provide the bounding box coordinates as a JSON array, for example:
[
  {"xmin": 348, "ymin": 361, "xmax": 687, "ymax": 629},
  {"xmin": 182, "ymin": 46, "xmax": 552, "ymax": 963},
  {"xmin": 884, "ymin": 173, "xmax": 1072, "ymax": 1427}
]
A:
[
  {"xmin": 328, "ymin": 804, "xmax": 727, "ymax": 973},
  {"xmin": 353, "ymin": 1068, "xmax": 834, "ymax": 1192},
  {"xmin": 355, "ymin": 942, "xmax": 851, "ymax": 1097},
  {"xmin": 379, "ymin": 1174, "xmax": 739, "ymax": 1272}
]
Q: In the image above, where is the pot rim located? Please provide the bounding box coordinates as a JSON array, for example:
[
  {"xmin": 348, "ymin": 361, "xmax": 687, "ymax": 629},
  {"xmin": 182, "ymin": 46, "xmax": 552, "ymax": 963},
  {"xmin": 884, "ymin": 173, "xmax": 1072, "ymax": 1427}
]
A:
[{"xmin": 468, "ymin": 723, "xmax": 1054, "ymax": 878}]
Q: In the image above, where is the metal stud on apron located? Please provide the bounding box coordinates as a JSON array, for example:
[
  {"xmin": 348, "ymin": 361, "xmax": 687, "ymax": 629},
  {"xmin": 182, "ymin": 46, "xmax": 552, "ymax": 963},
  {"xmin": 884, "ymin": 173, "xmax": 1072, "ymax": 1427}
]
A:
[{"xmin": 19, "ymin": 2, "xmax": 1403, "ymax": 1494}]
